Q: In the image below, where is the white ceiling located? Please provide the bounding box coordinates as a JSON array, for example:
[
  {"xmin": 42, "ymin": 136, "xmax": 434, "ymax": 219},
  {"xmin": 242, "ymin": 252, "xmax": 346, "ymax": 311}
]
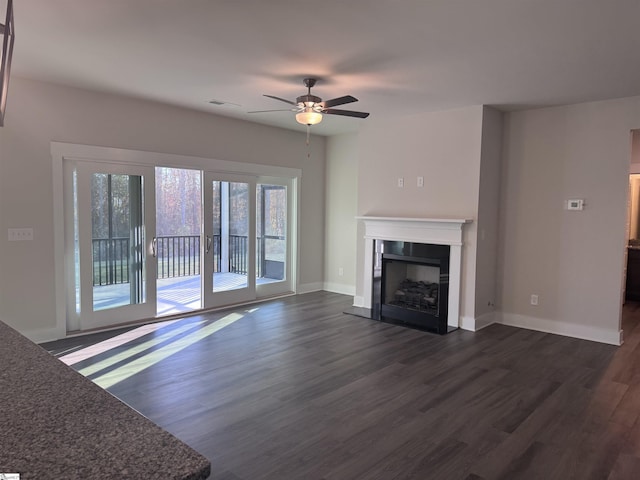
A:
[{"xmin": 9, "ymin": 0, "xmax": 640, "ymax": 136}]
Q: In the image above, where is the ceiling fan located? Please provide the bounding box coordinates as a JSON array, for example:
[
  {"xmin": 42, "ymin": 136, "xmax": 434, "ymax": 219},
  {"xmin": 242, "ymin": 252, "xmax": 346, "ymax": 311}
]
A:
[{"xmin": 249, "ymin": 78, "xmax": 370, "ymax": 126}]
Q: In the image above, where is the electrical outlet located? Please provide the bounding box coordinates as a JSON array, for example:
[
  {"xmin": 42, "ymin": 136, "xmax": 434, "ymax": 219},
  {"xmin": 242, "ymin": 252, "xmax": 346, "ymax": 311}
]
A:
[
  {"xmin": 338, "ymin": 267, "xmax": 344, "ymax": 276},
  {"xmin": 397, "ymin": 177, "xmax": 404, "ymax": 188},
  {"xmin": 530, "ymin": 294, "xmax": 539, "ymax": 306},
  {"xmin": 8, "ymin": 228, "xmax": 33, "ymax": 241},
  {"xmin": 417, "ymin": 176, "xmax": 424, "ymax": 187}
]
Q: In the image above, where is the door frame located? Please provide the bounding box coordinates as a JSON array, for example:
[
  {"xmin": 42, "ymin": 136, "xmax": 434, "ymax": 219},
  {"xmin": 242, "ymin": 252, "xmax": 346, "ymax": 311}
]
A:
[
  {"xmin": 68, "ymin": 160, "xmax": 157, "ymax": 331},
  {"xmin": 52, "ymin": 142, "xmax": 301, "ymax": 336},
  {"xmin": 256, "ymin": 175, "xmax": 296, "ymax": 298},
  {"xmin": 203, "ymin": 171, "xmax": 257, "ymax": 308}
]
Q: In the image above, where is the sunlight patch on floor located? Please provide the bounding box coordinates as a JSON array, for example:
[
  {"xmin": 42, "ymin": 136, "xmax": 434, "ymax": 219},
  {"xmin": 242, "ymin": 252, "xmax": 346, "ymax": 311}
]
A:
[
  {"xmin": 91, "ymin": 312, "xmax": 245, "ymax": 389},
  {"xmin": 59, "ymin": 319, "xmax": 181, "ymax": 366},
  {"xmin": 75, "ymin": 320, "xmax": 205, "ymax": 377}
]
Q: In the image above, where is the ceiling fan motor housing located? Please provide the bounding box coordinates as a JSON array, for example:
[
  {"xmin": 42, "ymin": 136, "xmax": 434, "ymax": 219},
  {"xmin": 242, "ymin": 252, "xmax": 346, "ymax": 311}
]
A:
[{"xmin": 296, "ymin": 94, "xmax": 322, "ymax": 107}]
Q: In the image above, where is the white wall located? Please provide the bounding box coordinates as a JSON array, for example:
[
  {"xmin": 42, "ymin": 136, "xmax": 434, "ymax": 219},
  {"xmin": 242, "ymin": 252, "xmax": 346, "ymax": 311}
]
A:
[
  {"xmin": 324, "ymin": 133, "xmax": 359, "ymax": 295},
  {"xmin": 354, "ymin": 106, "xmax": 484, "ymax": 324},
  {"xmin": 498, "ymin": 96, "xmax": 640, "ymax": 345},
  {"xmin": 0, "ymin": 77, "xmax": 326, "ymax": 340}
]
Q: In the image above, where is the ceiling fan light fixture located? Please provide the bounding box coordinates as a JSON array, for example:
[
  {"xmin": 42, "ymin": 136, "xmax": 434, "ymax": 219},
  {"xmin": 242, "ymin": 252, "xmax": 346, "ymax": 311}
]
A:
[
  {"xmin": 296, "ymin": 109, "xmax": 323, "ymax": 126},
  {"xmin": 254, "ymin": 77, "xmax": 369, "ymax": 128}
]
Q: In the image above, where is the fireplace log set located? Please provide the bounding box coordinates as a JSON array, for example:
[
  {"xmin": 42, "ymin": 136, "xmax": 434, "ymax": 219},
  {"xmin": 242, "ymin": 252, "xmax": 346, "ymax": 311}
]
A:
[
  {"xmin": 390, "ymin": 279, "xmax": 439, "ymax": 312},
  {"xmin": 372, "ymin": 240, "xmax": 450, "ymax": 334}
]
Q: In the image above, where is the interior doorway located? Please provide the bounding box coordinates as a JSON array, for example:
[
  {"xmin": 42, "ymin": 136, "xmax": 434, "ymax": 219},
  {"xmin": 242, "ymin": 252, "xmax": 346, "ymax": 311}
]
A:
[{"xmin": 625, "ymin": 130, "xmax": 640, "ymax": 304}]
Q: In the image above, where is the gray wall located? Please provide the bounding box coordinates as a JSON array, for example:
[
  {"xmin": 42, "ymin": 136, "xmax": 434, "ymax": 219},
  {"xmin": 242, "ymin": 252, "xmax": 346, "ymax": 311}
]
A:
[
  {"xmin": 3, "ymin": 75, "xmax": 638, "ymax": 346},
  {"xmin": 498, "ymin": 96, "xmax": 640, "ymax": 344},
  {"xmin": 354, "ymin": 106, "xmax": 485, "ymax": 324},
  {"xmin": 324, "ymin": 133, "xmax": 359, "ymax": 295},
  {"xmin": 474, "ymin": 107, "xmax": 503, "ymax": 325},
  {"xmin": 0, "ymin": 77, "xmax": 326, "ymax": 340}
]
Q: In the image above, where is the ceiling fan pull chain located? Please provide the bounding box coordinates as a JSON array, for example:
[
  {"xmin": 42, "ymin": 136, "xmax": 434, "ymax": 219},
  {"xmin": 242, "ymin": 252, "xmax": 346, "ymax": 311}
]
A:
[{"xmin": 306, "ymin": 125, "xmax": 311, "ymax": 159}]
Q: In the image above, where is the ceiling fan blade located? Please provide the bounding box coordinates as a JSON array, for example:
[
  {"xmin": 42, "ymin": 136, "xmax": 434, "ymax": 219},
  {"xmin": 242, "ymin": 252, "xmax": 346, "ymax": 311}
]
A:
[
  {"xmin": 322, "ymin": 95, "xmax": 358, "ymax": 108},
  {"xmin": 247, "ymin": 109, "xmax": 296, "ymax": 113},
  {"xmin": 264, "ymin": 94, "xmax": 297, "ymax": 106},
  {"xmin": 323, "ymin": 108, "xmax": 370, "ymax": 118}
]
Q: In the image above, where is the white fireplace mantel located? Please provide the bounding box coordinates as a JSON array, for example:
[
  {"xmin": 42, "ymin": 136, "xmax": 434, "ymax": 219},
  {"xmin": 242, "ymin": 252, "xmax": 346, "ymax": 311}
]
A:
[
  {"xmin": 357, "ymin": 216, "xmax": 472, "ymax": 245},
  {"xmin": 357, "ymin": 216, "xmax": 473, "ymax": 328}
]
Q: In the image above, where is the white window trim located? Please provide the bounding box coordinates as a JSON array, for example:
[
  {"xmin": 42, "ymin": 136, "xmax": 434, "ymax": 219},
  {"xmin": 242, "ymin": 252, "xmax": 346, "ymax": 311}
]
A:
[{"xmin": 52, "ymin": 141, "xmax": 301, "ymax": 338}]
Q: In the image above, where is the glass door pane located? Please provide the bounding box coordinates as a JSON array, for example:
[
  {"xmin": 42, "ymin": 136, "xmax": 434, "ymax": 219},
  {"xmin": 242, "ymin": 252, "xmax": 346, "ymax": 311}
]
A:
[
  {"xmin": 73, "ymin": 162, "xmax": 156, "ymax": 330},
  {"xmin": 256, "ymin": 178, "xmax": 293, "ymax": 298},
  {"xmin": 155, "ymin": 167, "xmax": 202, "ymax": 315},
  {"xmin": 91, "ymin": 173, "xmax": 144, "ymax": 311},
  {"xmin": 213, "ymin": 181, "xmax": 250, "ymax": 292},
  {"xmin": 257, "ymin": 184, "xmax": 286, "ymax": 283},
  {"xmin": 203, "ymin": 173, "xmax": 256, "ymax": 308}
]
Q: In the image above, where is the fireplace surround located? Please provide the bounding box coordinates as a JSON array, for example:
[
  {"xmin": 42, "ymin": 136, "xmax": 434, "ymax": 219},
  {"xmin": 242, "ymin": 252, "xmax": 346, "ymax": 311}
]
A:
[
  {"xmin": 357, "ymin": 216, "xmax": 472, "ymax": 332},
  {"xmin": 373, "ymin": 240, "xmax": 450, "ymax": 333}
]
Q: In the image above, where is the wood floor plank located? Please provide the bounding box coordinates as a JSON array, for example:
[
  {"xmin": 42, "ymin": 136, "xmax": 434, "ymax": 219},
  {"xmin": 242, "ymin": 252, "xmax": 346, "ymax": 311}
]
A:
[
  {"xmin": 607, "ymin": 454, "xmax": 640, "ymax": 480},
  {"xmin": 42, "ymin": 292, "xmax": 640, "ymax": 479}
]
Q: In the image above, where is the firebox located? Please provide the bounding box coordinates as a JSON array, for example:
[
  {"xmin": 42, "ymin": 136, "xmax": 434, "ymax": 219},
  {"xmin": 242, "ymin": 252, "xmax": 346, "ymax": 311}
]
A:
[{"xmin": 372, "ymin": 240, "xmax": 450, "ymax": 334}]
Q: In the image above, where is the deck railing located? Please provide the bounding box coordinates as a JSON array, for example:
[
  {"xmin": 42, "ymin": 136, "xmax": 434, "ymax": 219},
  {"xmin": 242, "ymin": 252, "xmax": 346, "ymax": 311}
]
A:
[
  {"xmin": 92, "ymin": 237, "xmax": 130, "ymax": 286},
  {"xmin": 156, "ymin": 235, "xmax": 201, "ymax": 279},
  {"xmin": 92, "ymin": 234, "xmax": 283, "ymax": 286},
  {"xmin": 229, "ymin": 234, "xmax": 248, "ymax": 275}
]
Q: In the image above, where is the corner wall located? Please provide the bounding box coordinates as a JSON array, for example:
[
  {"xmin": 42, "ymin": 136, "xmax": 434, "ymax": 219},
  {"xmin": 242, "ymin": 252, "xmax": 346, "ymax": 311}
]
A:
[
  {"xmin": 324, "ymin": 133, "xmax": 359, "ymax": 295},
  {"xmin": 474, "ymin": 107, "xmax": 503, "ymax": 328},
  {"xmin": 498, "ymin": 96, "xmax": 640, "ymax": 345}
]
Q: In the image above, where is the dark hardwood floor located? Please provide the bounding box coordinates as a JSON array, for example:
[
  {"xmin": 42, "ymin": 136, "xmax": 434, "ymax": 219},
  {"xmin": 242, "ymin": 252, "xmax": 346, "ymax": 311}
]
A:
[{"xmin": 43, "ymin": 293, "xmax": 640, "ymax": 479}]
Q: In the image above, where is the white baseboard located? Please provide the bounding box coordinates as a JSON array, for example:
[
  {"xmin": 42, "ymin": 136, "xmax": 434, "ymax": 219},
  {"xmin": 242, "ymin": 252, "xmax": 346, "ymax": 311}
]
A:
[
  {"xmin": 444, "ymin": 312, "xmax": 497, "ymax": 332},
  {"xmin": 21, "ymin": 326, "xmax": 65, "ymax": 344},
  {"xmin": 353, "ymin": 296, "xmax": 365, "ymax": 308},
  {"xmin": 297, "ymin": 282, "xmax": 324, "ymax": 294},
  {"xmin": 500, "ymin": 313, "xmax": 622, "ymax": 346},
  {"xmin": 323, "ymin": 282, "xmax": 356, "ymax": 296},
  {"xmin": 475, "ymin": 311, "xmax": 497, "ymax": 331},
  {"xmin": 459, "ymin": 316, "xmax": 476, "ymax": 331}
]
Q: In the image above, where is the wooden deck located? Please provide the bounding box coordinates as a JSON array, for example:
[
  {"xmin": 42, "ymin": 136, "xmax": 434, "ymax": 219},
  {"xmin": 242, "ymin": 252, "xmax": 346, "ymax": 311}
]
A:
[{"xmin": 93, "ymin": 273, "xmax": 278, "ymax": 316}]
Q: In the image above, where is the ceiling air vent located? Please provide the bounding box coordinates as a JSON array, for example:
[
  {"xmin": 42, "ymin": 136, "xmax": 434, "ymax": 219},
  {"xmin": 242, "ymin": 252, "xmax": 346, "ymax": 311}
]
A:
[{"xmin": 208, "ymin": 99, "xmax": 241, "ymax": 107}]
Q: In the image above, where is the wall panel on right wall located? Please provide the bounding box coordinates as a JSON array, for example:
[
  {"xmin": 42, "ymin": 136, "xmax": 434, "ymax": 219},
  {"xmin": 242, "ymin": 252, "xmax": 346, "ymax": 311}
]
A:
[
  {"xmin": 474, "ymin": 107, "xmax": 503, "ymax": 327},
  {"xmin": 498, "ymin": 96, "xmax": 640, "ymax": 345},
  {"xmin": 354, "ymin": 105, "xmax": 485, "ymax": 326}
]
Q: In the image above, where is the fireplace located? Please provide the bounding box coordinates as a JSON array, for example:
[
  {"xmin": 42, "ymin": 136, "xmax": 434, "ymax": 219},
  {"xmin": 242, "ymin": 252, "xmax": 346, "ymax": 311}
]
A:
[
  {"xmin": 373, "ymin": 240, "xmax": 450, "ymax": 333},
  {"xmin": 357, "ymin": 216, "xmax": 472, "ymax": 333}
]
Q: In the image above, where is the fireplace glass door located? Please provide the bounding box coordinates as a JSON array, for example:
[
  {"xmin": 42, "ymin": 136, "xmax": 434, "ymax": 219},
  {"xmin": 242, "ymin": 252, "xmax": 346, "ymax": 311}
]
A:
[{"xmin": 374, "ymin": 240, "xmax": 450, "ymax": 334}]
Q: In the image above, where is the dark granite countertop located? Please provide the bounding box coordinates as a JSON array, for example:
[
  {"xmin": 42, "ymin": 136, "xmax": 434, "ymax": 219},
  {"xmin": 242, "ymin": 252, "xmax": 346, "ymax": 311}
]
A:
[{"xmin": 0, "ymin": 321, "xmax": 210, "ymax": 480}]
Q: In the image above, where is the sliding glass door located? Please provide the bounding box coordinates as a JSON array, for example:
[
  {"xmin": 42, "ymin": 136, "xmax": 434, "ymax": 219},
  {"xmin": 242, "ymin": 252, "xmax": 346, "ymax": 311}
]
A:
[
  {"xmin": 70, "ymin": 161, "xmax": 156, "ymax": 330},
  {"xmin": 64, "ymin": 154, "xmax": 296, "ymax": 332},
  {"xmin": 203, "ymin": 172, "xmax": 256, "ymax": 307}
]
